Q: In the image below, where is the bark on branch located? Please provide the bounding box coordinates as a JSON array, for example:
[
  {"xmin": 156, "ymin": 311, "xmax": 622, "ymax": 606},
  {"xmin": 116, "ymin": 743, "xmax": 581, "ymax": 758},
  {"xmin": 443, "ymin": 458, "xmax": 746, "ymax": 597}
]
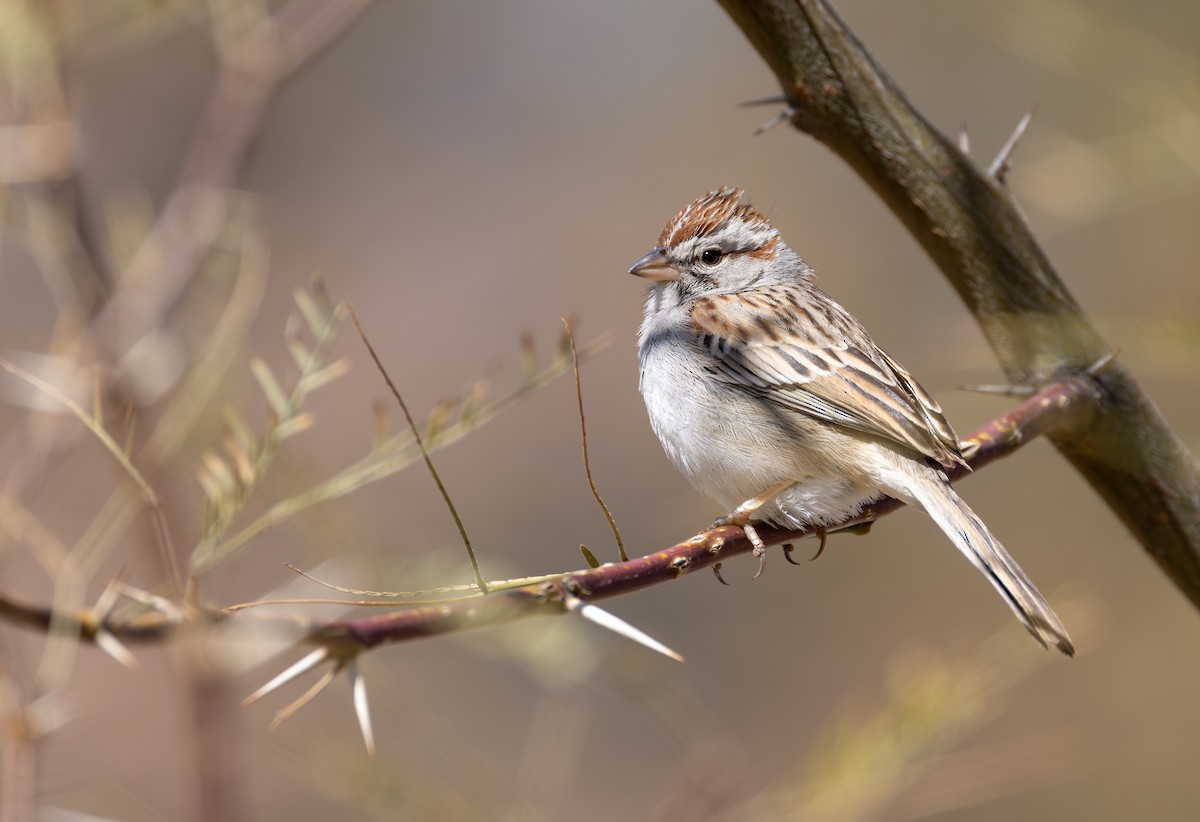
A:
[{"xmin": 716, "ymin": 0, "xmax": 1200, "ymax": 609}]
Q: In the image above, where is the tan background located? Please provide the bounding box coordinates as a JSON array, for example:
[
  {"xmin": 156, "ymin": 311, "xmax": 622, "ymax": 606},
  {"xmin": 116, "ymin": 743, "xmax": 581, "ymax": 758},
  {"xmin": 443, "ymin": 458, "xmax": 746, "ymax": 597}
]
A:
[{"xmin": 2, "ymin": 0, "xmax": 1199, "ymax": 819}]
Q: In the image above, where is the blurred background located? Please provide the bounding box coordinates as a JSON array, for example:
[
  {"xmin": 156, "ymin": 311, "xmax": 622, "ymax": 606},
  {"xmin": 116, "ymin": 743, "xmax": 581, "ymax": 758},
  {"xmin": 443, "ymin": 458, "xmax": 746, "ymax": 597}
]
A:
[{"xmin": 1, "ymin": 0, "xmax": 1199, "ymax": 819}]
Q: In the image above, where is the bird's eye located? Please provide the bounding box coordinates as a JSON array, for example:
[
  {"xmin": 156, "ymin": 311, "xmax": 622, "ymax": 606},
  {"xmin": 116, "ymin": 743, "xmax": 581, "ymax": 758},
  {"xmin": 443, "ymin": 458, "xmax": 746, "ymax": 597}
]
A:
[{"xmin": 700, "ymin": 248, "xmax": 723, "ymax": 265}]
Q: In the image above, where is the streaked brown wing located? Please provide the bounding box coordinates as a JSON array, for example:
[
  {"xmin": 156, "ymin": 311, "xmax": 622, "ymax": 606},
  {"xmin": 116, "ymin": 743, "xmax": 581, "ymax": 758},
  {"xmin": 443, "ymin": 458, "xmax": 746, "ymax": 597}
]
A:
[{"xmin": 689, "ymin": 286, "xmax": 964, "ymax": 467}]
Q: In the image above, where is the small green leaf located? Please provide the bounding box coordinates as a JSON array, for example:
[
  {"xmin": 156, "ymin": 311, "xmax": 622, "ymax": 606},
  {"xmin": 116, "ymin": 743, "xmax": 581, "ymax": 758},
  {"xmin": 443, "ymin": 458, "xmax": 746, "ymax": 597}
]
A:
[
  {"xmin": 296, "ymin": 358, "xmax": 350, "ymax": 395},
  {"xmin": 274, "ymin": 411, "xmax": 315, "ymax": 441},
  {"xmin": 197, "ymin": 466, "xmax": 225, "ymax": 504},
  {"xmin": 287, "ymin": 337, "xmax": 311, "ymax": 370},
  {"xmin": 425, "ymin": 398, "xmax": 453, "ymax": 445},
  {"xmin": 459, "ymin": 380, "xmax": 488, "ymax": 428},
  {"xmin": 250, "ymin": 358, "xmax": 291, "ymax": 419},
  {"xmin": 580, "ymin": 544, "xmax": 600, "ymax": 568},
  {"xmin": 223, "ymin": 406, "xmax": 258, "ymax": 457},
  {"xmin": 371, "ymin": 401, "xmax": 389, "ymax": 451},
  {"xmin": 225, "ymin": 432, "xmax": 256, "ymax": 485},
  {"xmin": 294, "ymin": 288, "xmax": 329, "ymax": 339}
]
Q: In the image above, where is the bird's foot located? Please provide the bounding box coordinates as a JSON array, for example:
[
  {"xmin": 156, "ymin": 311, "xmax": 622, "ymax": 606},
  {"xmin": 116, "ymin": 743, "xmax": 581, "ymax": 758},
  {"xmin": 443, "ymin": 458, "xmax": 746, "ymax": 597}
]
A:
[
  {"xmin": 710, "ymin": 481, "xmax": 796, "ymax": 580},
  {"xmin": 709, "ymin": 511, "xmax": 768, "ymax": 579}
]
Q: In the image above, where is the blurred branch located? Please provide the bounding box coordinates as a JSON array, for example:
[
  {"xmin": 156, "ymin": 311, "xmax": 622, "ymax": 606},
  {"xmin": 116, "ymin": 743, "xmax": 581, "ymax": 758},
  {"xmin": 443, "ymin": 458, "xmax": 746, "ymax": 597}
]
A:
[
  {"xmin": 1, "ymin": 0, "xmax": 379, "ymax": 505},
  {"xmin": 2, "ymin": 5, "xmax": 376, "ymax": 819},
  {"xmin": 91, "ymin": 0, "xmax": 377, "ymax": 361},
  {"xmin": 714, "ymin": 0, "xmax": 1200, "ymax": 611},
  {"xmin": 0, "ymin": 376, "xmax": 1099, "ymax": 651}
]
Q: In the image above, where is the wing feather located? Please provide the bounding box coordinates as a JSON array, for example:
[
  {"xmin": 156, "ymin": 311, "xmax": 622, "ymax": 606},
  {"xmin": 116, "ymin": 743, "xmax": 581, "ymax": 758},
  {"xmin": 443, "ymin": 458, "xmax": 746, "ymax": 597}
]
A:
[{"xmin": 690, "ymin": 285, "xmax": 964, "ymax": 467}]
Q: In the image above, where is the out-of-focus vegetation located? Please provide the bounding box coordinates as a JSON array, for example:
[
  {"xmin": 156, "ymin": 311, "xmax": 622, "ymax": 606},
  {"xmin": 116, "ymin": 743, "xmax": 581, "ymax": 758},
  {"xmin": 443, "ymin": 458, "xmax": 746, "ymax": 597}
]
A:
[{"xmin": 1, "ymin": 1, "xmax": 1198, "ymax": 820}]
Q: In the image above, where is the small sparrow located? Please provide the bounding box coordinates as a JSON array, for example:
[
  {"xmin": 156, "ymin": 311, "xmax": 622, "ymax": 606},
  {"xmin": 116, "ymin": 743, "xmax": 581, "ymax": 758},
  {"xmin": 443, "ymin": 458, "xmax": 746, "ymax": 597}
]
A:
[{"xmin": 631, "ymin": 187, "xmax": 1073, "ymax": 655}]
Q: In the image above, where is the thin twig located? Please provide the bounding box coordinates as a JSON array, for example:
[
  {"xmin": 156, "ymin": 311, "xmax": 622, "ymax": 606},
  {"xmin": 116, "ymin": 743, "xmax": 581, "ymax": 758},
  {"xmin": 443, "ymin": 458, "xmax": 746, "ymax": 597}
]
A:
[
  {"xmin": 564, "ymin": 319, "xmax": 626, "ymax": 562},
  {"xmin": 0, "ymin": 356, "xmax": 182, "ymax": 594},
  {"xmin": 348, "ymin": 305, "xmax": 488, "ymax": 594}
]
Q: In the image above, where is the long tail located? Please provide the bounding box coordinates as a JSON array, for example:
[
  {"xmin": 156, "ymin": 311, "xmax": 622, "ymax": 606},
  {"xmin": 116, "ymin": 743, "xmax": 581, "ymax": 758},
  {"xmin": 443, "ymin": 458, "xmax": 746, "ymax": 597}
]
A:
[{"xmin": 898, "ymin": 469, "xmax": 1074, "ymax": 656}]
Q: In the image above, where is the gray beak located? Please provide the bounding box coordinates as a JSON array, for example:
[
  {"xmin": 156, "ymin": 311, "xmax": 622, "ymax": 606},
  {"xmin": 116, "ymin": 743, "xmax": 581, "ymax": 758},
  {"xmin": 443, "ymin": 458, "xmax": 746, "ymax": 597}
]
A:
[{"xmin": 628, "ymin": 247, "xmax": 679, "ymax": 282}]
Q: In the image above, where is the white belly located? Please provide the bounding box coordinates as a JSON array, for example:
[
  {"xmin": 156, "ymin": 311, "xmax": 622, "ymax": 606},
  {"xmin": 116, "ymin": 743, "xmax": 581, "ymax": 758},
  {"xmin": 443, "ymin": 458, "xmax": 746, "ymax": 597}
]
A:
[{"xmin": 639, "ymin": 336, "xmax": 880, "ymax": 529}]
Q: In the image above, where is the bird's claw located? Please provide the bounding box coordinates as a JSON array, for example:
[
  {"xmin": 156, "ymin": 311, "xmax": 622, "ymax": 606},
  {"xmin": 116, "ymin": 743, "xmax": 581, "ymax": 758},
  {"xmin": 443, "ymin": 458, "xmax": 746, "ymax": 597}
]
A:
[
  {"xmin": 751, "ymin": 546, "xmax": 767, "ymax": 580},
  {"xmin": 712, "ymin": 562, "xmax": 729, "ymax": 585},
  {"xmin": 745, "ymin": 524, "xmax": 768, "ymax": 580},
  {"xmin": 782, "ymin": 543, "xmax": 800, "ymax": 565},
  {"xmin": 809, "ymin": 528, "xmax": 828, "ymax": 561}
]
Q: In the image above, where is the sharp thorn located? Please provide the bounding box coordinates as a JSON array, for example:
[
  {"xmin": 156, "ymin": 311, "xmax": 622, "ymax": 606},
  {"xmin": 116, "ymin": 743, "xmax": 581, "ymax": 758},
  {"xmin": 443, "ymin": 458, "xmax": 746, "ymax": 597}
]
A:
[
  {"xmin": 566, "ymin": 597, "xmax": 684, "ymax": 662},
  {"xmin": 347, "ymin": 661, "xmax": 376, "ymax": 757},
  {"xmin": 94, "ymin": 629, "xmax": 139, "ymax": 671},
  {"xmin": 752, "ymin": 108, "xmax": 794, "ymax": 137},
  {"xmin": 989, "ymin": 104, "xmax": 1037, "ymax": 184},
  {"xmin": 269, "ymin": 666, "xmax": 337, "ymax": 729},
  {"xmin": 739, "ymin": 93, "xmax": 788, "ymax": 107},
  {"xmin": 93, "ymin": 574, "xmax": 125, "ymax": 619},
  {"xmin": 243, "ymin": 647, "xmax": 330, "ymax": 706},
  {"xmin": 117, "ymin": 583, "xmax": 183, "ymax": 620},
  {"xmin": 1087, "ymin": 350, "xmax": 1118, "ymax": 375}
]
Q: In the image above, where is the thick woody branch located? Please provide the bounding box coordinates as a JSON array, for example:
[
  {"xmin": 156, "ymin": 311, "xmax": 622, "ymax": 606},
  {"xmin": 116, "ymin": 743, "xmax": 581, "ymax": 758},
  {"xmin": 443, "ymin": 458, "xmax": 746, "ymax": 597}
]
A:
[
  {"xmin": 715, "ymin": 0, "xmax": 1200, "ymax": 611},
  {"xmin": 0, "ymin": 377, "xmax": 1101, "ymax": 650}
]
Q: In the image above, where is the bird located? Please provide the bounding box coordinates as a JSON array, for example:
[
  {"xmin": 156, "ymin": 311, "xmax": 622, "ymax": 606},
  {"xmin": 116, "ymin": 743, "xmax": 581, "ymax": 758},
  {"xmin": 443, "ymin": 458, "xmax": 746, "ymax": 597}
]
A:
[{"xmin": 630, "ymin": 187, "xmax": 1073, "ymax": 655}]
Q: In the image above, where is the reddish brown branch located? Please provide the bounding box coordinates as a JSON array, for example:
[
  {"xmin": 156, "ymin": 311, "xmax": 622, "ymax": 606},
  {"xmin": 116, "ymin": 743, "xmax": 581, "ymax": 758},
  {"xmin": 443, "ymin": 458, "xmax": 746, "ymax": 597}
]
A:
[
  {"xmin": 0, "ymin": 376, "xmax": 1099, "ymax": 650},
  {"xmin": 319, "ymin": 376, "xmax": 1099, "ymax": 650}
]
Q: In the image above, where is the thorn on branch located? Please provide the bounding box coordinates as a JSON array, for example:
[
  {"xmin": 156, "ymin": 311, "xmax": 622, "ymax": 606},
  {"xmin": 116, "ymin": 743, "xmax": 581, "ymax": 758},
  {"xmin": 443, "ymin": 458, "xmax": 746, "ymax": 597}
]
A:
[
  {"xmin": 270, "ymin": 666, "xmax": 337, "ymax": 730},
  {"xmin": 738, "ymin": 94, "xmax": 788, "ymax": 107},
  {"xmin": 94, "ymin": 630, "xmax": 138, "ymax": 671},
  {"xmin": 989, "ymin": 105, "xmax": 1037, "ymax": 185},
  {"xmin": 566, "ymin": 596, "xmax": 684, "ymax": 662},
  {"xmin": 347, "ymin": 660, "xmax": 376, "ymax": 757},
  {"xmin": 752, "ymin": 107, "xmax": 797, "ymax": 137},
  {"xmin": 1087, "ymin": 350, "xmax": 1118, "ymax": 375},
  {"xmin": 243, "ymin": 647, "xmax": 330, "ymax": 707}
]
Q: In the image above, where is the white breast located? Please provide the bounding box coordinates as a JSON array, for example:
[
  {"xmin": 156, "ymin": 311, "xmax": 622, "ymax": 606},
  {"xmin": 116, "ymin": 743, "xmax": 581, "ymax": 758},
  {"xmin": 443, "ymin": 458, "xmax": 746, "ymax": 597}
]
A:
[{"xmin": 638, "ymin": 300, "xmax": 881, "ymax": 529}]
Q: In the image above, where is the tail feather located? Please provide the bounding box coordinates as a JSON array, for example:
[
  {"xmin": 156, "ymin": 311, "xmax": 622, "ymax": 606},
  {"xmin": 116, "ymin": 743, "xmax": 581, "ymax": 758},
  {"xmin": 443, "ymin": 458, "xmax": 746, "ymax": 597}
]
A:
[{"xmin": 898, "ymin": 470, "xmax": 1074, "ymax": 656}]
